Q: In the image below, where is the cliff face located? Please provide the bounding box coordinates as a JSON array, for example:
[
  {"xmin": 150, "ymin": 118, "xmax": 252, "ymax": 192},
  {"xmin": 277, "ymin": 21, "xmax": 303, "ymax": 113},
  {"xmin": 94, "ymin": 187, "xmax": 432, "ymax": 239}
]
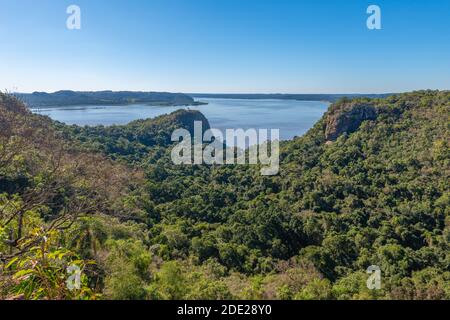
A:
[{"xmin": 324, "ymin": 101, "xmax": 377, "ymax": 141}]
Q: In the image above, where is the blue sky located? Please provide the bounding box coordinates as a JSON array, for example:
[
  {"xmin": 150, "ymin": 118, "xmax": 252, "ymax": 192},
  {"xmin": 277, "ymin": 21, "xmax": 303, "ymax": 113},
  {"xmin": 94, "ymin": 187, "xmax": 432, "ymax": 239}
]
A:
[{"xmin": 1, "ymin": 0, "xmax": 449, "ymax": 93}]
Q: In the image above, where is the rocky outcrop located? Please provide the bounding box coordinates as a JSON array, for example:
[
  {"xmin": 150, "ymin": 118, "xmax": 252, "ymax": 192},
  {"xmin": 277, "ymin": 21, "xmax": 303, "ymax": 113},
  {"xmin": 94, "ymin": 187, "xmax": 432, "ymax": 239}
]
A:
[
  {"xmin": 165, "ymin": 109, "xmax": 211, "ymax": 135},
  {"xmin": 125, "ymin": 109, "xmax": 211, "ymax": 148},
  {"xmin": 324, "ymin": 102, "xmax": 377, "ymax": 141}
]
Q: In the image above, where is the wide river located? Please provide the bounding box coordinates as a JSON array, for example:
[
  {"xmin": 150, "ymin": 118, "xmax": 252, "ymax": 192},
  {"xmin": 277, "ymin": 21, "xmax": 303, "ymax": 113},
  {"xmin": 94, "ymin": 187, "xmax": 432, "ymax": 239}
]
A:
[{"xmin": 31, "ymin": 98, "xmax": 329, "ymax": 142}]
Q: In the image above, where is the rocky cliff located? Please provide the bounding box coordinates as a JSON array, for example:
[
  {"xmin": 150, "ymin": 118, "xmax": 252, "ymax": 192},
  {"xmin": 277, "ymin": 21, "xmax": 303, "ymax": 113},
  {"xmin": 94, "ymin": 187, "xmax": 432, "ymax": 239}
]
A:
[{"xmin": 324, "ymin": 101, "xmax": 377, "ymax": 141}]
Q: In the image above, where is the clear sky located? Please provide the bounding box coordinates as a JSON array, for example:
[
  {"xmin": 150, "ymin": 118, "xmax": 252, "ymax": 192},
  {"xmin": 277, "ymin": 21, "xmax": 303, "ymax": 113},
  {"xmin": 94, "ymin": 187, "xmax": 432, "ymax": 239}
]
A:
[{"xmin": 1, "ymin": 0, "xmax": 449, "ymax": 93}]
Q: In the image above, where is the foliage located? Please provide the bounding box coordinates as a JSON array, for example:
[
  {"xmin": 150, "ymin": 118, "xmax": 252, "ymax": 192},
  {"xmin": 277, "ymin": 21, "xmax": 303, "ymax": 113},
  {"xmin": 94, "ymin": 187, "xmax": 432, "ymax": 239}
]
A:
[{"xmin": 1, "ymin": 90, "xmax": 449, "ymax": 300}]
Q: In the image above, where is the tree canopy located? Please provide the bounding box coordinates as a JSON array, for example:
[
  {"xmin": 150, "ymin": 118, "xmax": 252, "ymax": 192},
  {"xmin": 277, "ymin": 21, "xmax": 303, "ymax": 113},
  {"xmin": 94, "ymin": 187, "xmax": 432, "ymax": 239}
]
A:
[{"xmin": 1, "ymin": 90, "xmax": 449, "ymax": 300}]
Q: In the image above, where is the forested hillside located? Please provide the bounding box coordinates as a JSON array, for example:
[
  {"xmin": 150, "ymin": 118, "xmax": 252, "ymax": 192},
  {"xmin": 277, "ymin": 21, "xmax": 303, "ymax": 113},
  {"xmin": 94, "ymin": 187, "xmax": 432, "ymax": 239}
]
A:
[
  {"xmin": 1, "ymin": 91, "xmax": 449, "ymax": 300},
  {"xmin": 16, "ymin": 90, "xmax": 200, "ymax": 107}
]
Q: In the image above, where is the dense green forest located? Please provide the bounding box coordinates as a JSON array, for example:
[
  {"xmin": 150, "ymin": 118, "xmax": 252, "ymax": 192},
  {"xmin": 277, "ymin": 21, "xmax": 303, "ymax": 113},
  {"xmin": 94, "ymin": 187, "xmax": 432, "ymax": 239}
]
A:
[{"xmin": 0, "ymin": 91, "xmax": 449, "ymax": 300}]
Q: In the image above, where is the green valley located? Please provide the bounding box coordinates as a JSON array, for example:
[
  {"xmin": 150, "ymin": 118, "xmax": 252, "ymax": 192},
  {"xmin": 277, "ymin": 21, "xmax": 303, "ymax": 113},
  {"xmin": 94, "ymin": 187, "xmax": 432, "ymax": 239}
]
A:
[{"xmin": 0, "ymin": 90, "xmax": 449, "ymax": 300}]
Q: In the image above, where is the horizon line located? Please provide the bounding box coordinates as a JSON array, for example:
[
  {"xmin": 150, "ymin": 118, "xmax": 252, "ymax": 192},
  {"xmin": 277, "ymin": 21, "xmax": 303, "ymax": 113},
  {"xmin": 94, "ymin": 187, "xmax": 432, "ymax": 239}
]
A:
[{"xmin": 11, "ymin": 90, "xmax": 404, "ymax": 95}]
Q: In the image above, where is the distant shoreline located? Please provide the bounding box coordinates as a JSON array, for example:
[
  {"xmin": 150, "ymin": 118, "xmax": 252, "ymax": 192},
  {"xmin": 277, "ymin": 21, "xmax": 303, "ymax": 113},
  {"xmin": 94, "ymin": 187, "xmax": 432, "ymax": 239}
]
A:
[
  {"xmin": 190, "ymin": 93, "xmax": 395, "ymax": 103},
  {"xmin": 15, "ymin": 90, "xmax": 207, "ymax": 108},
  {"xmin": 28, "ymin": 100, "xmax": 208, "ymax": 109},
  {"xmin": 16, "ymin": 90, "xmax": 395, "ymax": 108}
]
